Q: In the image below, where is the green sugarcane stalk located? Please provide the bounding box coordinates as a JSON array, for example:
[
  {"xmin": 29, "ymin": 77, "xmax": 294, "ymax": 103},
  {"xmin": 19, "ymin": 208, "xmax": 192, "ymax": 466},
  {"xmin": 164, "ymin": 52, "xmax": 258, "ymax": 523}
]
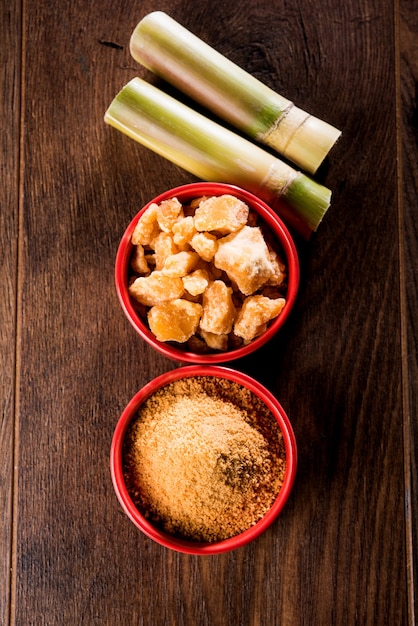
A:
[
  {"xmin": 130, "ymin": 11, "xmax": 341, "ymax": 174},
  {"xmin": 104, "ymin": 77, "xmax": 333, "ymax": 237}
]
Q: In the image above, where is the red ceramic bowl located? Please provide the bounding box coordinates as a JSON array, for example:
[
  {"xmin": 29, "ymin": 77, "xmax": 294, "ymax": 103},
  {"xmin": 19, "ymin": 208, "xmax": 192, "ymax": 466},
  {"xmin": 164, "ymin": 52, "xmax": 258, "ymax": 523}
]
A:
[
  {"xmin": 115, "ymin": 182, "xmax": 299, "ymax": 364},
  {"xmin": 110, "ymin": 365, "xmax": 297, "ymax": 555}
]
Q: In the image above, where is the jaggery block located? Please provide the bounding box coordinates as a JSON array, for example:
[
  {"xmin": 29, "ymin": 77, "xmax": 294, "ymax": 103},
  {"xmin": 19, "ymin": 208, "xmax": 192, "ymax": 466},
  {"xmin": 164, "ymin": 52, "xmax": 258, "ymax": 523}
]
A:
[
  {"xmin": 129, "ymin": 271, "xmax": 184, "ymax": 307},
  {"xmin": 153, "ymin": 232, "xmax": 179, "ymax": 270},
  {"xmin": 190, "ymin": 231, "xmax": 218, "ymax": 262},
  {"xmin": 182, "ymin": 269, "xmax": 210, "ymax": 296},
  {"xmin": 172, "ymin": 216, "xmax": 197, "ymax": 247},
  {"xmin": 148, "ymin": 299, "xmax": 202, "ymax": 343},
  {"xmin": 234, "ymin": 295, "xmax": 286, "ymax": 341},
  {"xmin": 162, "ymin": 251, "xmax": 200, "ymax": 277},
  {"xmin": 156, "ymin": 197, "xmax": 184, "ymax": 233},
  {"xmin": 193, "ymin": 195, "xmax": 249, "ymax": 234},
  {"xmin": 131, "ymin": 203, "xmax": 161, "ymax": 245},
  {"xmin": 130, "ymin": 243, "xmax": 149, "ymax": 275},
  {"xmin": 190, "ymin": 196, "xmax": 209, "ymax": 210},
  {"xmin": 267, "ymin": 249, "xmax": 287, "ymax": 287},
  {"xmin": 214, "ymin": 226, "xmax": 275, "ymax": 295},
  {"xmin": 199, "ymin": 329, "xmax": 229, "ymax": 351},
  {"xmin": 200, "ymin": 280, "xmax": 236, "ymax": 335}
]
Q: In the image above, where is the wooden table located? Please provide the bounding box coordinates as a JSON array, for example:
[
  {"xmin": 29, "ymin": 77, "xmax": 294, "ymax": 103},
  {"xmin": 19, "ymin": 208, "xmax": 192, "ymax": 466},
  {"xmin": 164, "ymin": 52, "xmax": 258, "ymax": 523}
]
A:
[{"xmin": 2, "ymin": 0, "xmax": 417, "ymax": 624}]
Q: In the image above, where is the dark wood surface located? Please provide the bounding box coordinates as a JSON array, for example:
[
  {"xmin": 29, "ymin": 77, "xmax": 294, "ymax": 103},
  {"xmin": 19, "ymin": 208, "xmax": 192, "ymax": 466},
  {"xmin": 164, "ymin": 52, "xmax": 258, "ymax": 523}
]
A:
[{"xmin": 2, "ymin": 0, "xmax": 417, "ymax": 624}]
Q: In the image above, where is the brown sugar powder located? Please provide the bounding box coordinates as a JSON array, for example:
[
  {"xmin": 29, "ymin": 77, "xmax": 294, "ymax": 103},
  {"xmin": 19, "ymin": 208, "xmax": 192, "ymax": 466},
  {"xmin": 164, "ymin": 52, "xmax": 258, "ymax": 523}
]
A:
[{"xmin": 122, "ymin": 376, "xmax": 286, "ymax": 543}]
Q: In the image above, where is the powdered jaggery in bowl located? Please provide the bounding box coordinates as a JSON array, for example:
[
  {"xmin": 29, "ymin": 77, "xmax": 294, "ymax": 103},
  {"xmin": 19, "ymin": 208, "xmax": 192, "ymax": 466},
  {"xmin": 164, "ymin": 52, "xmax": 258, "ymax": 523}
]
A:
[
  {"xmin": 115, "ymin": 182, "xmax": 300, "ymax": 364},
  {"xmin": 110, "ymin": 366, "xmax": 297, "ymax": 555}
]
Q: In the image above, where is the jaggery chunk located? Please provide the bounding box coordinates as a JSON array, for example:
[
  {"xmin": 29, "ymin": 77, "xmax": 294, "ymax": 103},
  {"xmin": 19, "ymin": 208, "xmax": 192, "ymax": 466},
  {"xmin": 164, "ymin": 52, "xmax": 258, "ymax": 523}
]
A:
[
  {"xmin": 153, "ymin": 232, "xmax": 179, "ymax": 270},
  {"xmin": 148, "ymin": 299, "xmax": 202, "ymax": 343},
  {"xmin": 200, "ymin": 280, "xmax": 235, "ymax": 335},
  {"xmin": 190, "ymin": 195, "xmax": 209, "ymax": 209},
  {"xmin": 130, "ymin": 243, "xmax": 149, "ymax": 274},
  {"xmin": 156, "ymin": 197, "xmax": 184, "ymax": 233},
  {"xmin": 182, "ymin": 269, "xmax": 210, "ymax": 296},
  {"xmin": 172, "ymin": 216, "xmax": 197, "ymax": 247},
  {"xmin": 190, "ymin": 231, "xmax": 218, "ymax": 261},
  {"xmin": 199, "ymin": 329, "xmax": 229, "ymax": 351},
  {"xmin": 162, "ymin": 251, "xmax": 200, "ymax": 277},
  {"xmin": 131, "ymin": 204, "xmax": 160, "ymax": 245},
  {"xmin": 214, "ymin": 226, "xmax": 275, "ymax": 295},
  {"xmin": 193, "ymin": 195, "xmax": 249, "ymax": 234},
  {"xmin": 267, "ymin": 249, "xmax": 287, "ymax": 287},
  {"xmin": 234, "ymin": 295, "xmax": 286, "ymax": 341},
  {"xmin": 129, "ymin": 271, "xmax": 184, "ymax": 307}
]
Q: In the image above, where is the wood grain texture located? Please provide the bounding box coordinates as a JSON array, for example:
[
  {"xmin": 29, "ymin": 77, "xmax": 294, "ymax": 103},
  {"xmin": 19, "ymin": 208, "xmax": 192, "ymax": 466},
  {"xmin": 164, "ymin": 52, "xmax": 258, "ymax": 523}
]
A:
[
  {"xmin": 400, "ymin": 0, "xmax": 418, "ymax": 620},
  {"xmin": 1, "ymin": 2, "xmax": 21, "ymax": 625},
  {"xmin": 3, "ymin": 0, "xmax": 415, "ymax": 623}
]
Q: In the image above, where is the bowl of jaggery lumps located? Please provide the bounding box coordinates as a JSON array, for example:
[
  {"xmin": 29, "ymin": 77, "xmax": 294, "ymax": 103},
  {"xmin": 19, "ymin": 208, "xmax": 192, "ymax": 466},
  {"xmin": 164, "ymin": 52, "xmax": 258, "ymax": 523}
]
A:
[
  {"xmin": 110, "ymin": 365, "xmax": 297, "ymax": 554},
  {"xmin": 115, "ymin": 182, "xmax": 299, "ymax": 363}
]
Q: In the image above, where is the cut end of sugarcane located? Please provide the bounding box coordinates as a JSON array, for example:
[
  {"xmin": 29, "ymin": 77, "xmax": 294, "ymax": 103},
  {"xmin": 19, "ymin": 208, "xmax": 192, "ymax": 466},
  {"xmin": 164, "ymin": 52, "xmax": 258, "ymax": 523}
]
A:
[
  {"xmin": 263, "ymin": 106, "xmax": 342, "ymax": 175},
  {"xmin": 281, "ymin": 172, "xmax": 332, "ymax": 233},
  {"xmin": 263, "ymin": 162, "xmax": 332, "ymax": 235},
  {"xmin": 285, "ymin": 115, "xmax": 342, "ymax": 174}
]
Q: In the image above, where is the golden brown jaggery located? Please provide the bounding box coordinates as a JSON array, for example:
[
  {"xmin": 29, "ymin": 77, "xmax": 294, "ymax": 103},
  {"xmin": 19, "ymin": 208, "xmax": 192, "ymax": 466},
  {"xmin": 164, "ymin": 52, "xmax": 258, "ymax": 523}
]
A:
[
  {"xmin": 172, "ymin": 216, "xmax": 197, "ymax": 248},
  {"xmin": 147, "ymin": 299, "xmax": 202, "ymax": 343},
  {"xmin": 156, "ymin": 197, "xmax": 184, "ymax": 233},
  {"xmin": 200, "ymin": 280, "xmax": 236, "ymax": 335},
  {"xmin": 193, "ymin": 195, "xmax": 249, "ymax": 234},
  {"xmin": 182, "ymin": 269, "xmax": 210, "ymax": 296},
  {"xmin": 162, "ymin": 251, "xmax": 200, "ymax": 277},
  {"xmin": 152, "ymin": 232, "xmax": 179, "ymax": 270},
  {"xmin": 128, "ymin": 195, "xmax": 288, "ymax": 351},
  {"xmin": 234, "ymin": 295, "xmax": 286, "ymax": 341},
  {"xmin": 130, "ymin": 243, "xmax": 149, "ymax": 274},
  {"xmin": 132, "ymin": 203, "xmax": 160, "ymax": 245},
  {"xmin": 129, "ymin": 271, "xmax": 184, "ymax": 307},
  {"xmin": 190, "ymin": 231, "xmax": 218, "ymax": 262},
  {"xmin": 214, "ymin": 226, "xmax": 275, "ymax": 295}
]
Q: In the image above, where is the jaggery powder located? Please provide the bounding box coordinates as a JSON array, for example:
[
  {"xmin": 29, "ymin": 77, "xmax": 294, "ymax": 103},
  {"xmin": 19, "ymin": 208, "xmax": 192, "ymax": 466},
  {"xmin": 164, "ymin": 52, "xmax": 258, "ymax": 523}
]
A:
[{"xmin": 123, "ymin": 376, "xmax": 286, "ymax": 542}]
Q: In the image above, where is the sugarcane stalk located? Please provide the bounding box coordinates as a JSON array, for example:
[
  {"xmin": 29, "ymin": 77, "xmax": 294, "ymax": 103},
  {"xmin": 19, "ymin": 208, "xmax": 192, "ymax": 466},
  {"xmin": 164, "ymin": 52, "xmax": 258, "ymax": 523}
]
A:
[
  {"xmin": 129, "ymin": 11, "xmax": 341, "ymax": 174},
  {"xmin": 104, "ymin": 78, "xmax": 332, "ymax": 237}
]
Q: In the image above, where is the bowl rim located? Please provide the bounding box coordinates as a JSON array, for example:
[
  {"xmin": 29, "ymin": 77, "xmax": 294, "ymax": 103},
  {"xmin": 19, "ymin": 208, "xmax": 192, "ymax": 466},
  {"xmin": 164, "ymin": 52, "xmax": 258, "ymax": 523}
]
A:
[
  {"xmin": 115, "ymin": 182, "xmax": 300, "ymax": 364},
  {"xmin": 110, "ymin": 365, "xmax": 297, "ymax": 555}
]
